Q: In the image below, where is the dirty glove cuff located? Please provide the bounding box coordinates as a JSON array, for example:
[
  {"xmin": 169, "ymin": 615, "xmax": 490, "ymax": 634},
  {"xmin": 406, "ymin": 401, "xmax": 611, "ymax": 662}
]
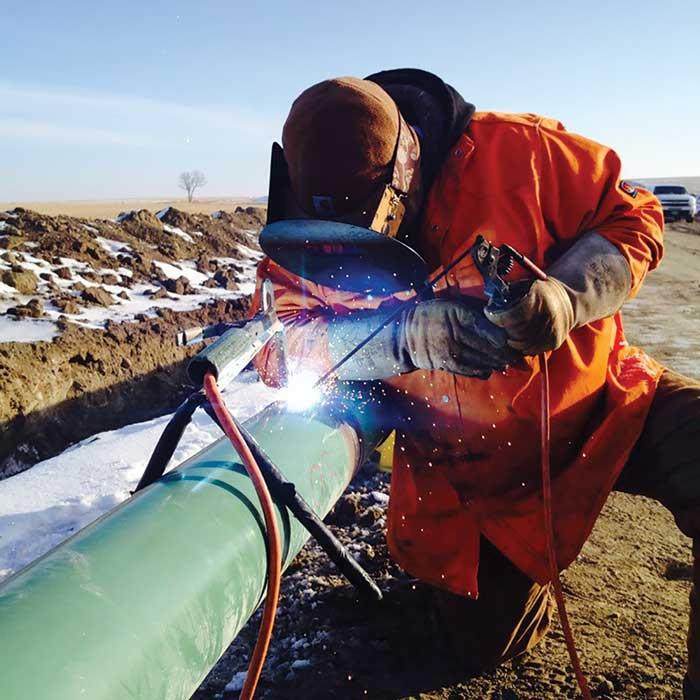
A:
[
  {"xmin": 485, "ymin": 232, "xmax": 631, "ymax": 355},
  {"xmin": 485, "ymin": 278, "xmax": 575, "ymax": 354},
  {"xmin": 548, "ymin": 231, "xmax": 632, "ymax": 328}
]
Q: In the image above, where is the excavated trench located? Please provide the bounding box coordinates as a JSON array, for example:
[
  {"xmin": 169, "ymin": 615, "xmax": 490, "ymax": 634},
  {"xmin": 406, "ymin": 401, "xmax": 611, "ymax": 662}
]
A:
[
  {"xmin": 0, "ymin": 298, "xmax": 250, "ymax": 476},
  {"xmin": 0, "ymin": 205, "xmax": 263, "ymax": 476}
]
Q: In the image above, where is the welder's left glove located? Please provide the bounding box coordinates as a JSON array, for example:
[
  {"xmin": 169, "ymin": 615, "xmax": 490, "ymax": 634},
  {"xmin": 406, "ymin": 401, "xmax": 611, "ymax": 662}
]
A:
[{"xmin": 484, "ymin": 232, "xmax": 632, "ymax": 355}]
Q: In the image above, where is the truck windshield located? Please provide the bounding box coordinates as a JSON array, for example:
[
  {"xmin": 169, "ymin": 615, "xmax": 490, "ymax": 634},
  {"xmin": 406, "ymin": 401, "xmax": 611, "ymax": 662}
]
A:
[{"xmin": 654, "ymin": 186, "xmax": 687, "ymax": 195}]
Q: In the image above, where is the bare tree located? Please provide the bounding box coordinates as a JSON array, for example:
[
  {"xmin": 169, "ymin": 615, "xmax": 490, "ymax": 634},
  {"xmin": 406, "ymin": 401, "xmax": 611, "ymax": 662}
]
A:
[{"xmin": 178, "ymin": 170, "xmax": 207, "ymax": 202}]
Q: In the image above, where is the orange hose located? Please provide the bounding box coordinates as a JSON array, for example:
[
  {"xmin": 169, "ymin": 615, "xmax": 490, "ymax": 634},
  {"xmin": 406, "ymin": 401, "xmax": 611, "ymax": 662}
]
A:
[
  {"xmin": 539, "ymin": 355, "xmax": 591, "ymax": 700},
  {"xmin": 203, "ymin": 372, "xmax": 282, "ymax": 700}
]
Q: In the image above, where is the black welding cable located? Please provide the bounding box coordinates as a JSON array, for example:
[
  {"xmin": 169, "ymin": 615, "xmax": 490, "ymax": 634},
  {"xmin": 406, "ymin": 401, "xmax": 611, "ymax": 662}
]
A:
[
  {"xmin": 134, "ymin": 392, "xmax": 207, "ymax": 492},
  {"xmin": 202, "ymin": 402, "xmax": 383, "ymax": 601},
  {"xmin": 135, "ymin": 391, "xmax": 383, "ymax": 601}
]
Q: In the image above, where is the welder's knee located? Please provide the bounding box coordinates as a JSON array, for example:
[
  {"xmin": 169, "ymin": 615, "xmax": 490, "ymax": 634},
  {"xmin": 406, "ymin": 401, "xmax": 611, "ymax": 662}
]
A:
[
  {"xmin": 432, "ymin": 541, "xmax": 553, "ymax": 673},
  {"xmin": 616, "ymin": 370, "xmax": 700, "ymax": 538}
]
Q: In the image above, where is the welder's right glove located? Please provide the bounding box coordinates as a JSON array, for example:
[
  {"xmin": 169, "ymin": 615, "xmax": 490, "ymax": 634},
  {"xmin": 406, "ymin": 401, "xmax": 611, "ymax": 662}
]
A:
[{"xmin": 328, "ymin": 297, "xmax": 518, "ymax": 381}]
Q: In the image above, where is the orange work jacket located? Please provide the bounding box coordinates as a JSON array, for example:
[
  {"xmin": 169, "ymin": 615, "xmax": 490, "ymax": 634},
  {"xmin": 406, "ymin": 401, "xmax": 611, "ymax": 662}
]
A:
[{"xmin": 252, "ymin": 112, "xmax": 665, "ymax": 597}]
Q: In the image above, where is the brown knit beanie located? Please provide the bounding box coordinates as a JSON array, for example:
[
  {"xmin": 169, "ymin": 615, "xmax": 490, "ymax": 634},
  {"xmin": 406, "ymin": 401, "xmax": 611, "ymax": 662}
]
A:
[{"xmin": 282, "ymin": 77, "xmax": 400, "ymax": 217}]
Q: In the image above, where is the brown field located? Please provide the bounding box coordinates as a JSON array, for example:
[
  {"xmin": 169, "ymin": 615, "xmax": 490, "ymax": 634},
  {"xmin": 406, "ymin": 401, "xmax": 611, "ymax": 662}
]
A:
[{"xmin": 0, "ymin": 197, "xmax": 265, "ymax": 220}]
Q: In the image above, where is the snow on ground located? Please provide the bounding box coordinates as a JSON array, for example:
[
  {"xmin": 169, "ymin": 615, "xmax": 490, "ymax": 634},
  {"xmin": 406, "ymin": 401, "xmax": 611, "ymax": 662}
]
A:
[
  {"xmin": 152, "ymin": 259, "xmax": 208, "ymax": 285},
  {"xmin": 0, "ymin": 371, "xmax": 281, "ymax": 581},
  {"xmin": 1, "ymin": 280, "xmax": 258, "ymax": 341},
  {"xmin": 0, "ymin": 243, "xmax": 258, "ymax": 342},
  {"xmin": 162, "ymin": 223, "xmax": 195, "ymax": 243},
  {"xmin": 0, "ymin": 315, "xmax": 59, "ymax": 342},
  {"xmin": 237, "ymin": 242, "xmax": 264, "ymax": 261},
  {"xmin": 0, "ymin": 280, "xmax": 17, "ymax": 296},
  {"xmin": 96, "ymin": 236, "xmax": 132, "ymax": 255}
]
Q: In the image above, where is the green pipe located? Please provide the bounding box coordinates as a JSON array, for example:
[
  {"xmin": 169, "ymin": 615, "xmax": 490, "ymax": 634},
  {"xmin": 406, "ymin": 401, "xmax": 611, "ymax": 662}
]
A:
[{"xmin": 0, "ymin": 396, "xmax": 384, "ymax": 700}]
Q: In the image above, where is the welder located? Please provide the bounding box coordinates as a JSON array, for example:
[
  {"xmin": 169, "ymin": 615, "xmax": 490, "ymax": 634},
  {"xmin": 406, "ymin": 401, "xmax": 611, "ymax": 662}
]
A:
[{"xmin": 251, "ymin": 69, "xmax": 700, "ymax": 698}]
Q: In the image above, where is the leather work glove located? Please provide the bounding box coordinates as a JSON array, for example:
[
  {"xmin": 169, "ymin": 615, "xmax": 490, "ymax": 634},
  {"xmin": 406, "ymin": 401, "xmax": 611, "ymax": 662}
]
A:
[
  {"xmin": 328, "ymin": 297, "xmax": 518, "ymax": 381},
  {"xmin": 484, "ymin": 232, "xmax": 632, "ymax": 355}
]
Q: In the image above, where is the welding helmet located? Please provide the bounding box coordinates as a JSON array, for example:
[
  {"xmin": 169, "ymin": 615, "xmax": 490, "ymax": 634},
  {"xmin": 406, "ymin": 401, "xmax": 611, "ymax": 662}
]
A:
[
  {"xmin": 267, "ymin": 77, "xmax": 421, "ymax": 238},
  {"xmin": 262, "ymin": 77, "xmax": 428, "ymax": 294}
]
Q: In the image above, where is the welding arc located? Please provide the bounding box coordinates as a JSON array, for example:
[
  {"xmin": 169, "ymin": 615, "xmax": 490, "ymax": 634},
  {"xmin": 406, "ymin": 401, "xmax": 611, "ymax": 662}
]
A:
[{"xmin": 203, "ymin": 373, "xmax": 282, "ymax": 700}]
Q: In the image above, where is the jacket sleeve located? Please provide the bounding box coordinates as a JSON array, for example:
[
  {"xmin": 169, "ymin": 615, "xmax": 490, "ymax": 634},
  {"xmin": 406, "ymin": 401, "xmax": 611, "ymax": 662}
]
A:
[
  {"xmin": 536, "ymin": 119, "xmax": 664, "ymax": 298},
  {"xmin": 251, "ymin": 257, "xmax": 335, "ymax": 386},
  {"xmin": 251, "ymin": 257, "xmax": 403, "ymax": 386}
]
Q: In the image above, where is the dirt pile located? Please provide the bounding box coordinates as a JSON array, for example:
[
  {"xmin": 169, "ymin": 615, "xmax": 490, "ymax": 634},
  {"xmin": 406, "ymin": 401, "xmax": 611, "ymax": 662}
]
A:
[
  {"xmin": 1, "ymin": 205, "xmax": 262, "ymax": 286},
  {"xmin": 0, "ymin": 205, "xmax": 266, "ymax": 475}
]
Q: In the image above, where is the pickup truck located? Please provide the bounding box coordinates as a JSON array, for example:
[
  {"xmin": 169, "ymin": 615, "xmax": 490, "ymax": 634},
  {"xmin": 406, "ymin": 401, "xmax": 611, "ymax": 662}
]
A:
[{"xmin": 651, "ymin": 184, "xmax": 697, "ymax": 222}]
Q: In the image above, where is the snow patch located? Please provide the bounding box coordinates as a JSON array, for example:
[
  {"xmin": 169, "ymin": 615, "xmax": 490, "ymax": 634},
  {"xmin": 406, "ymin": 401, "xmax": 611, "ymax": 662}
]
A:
[
  {"xmin": 0, "ymin": 246, "xmax": 261, "ymax": 335},
  {"xmin": 96, "ymin": 236, "xmax": 132, "ymax": 256},
  {"xmin": 0, "ymin": 316, "xmax": 59, "ymax": 343},
  {"xmin": 155, "ymin": 207, "xmax": 171, "ymax": 220},
  {"xmin": 57, "ymin": 255, "xmax": 92, "ymax": 272},
  {"xmin": 0, "ymin": 372, "xmax": 280, "ymax": 580},
  {"xmin": 162, "ymin": 224, "xmax": 194, "ymax": 243},
  {"xmin": 0, "ymin": 236, "xmax": 259, "ymax": 340},
  {"xmin": 152, "ymin": 259, "xmax": 208, "ymax": 285},
  {"xmin": 211, "ymin": 256, "xmax": 241, "ymax": 267},
  {"xmin": 0, "ymin": 280, "xmax": 18, "ymax": 296},
  {"xmin": 6, "ymin": 251, "xmax": 52, "ymax": 279},
  {"xmin": 237, "ymin": 243, "xmax": 264, "ymax": 261}
]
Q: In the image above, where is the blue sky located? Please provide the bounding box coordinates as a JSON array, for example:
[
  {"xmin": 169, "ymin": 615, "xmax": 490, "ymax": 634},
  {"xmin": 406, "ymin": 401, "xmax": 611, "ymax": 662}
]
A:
[{"xmin": 2, "ymin": 0, "xmax": 698, "ymax": 200}]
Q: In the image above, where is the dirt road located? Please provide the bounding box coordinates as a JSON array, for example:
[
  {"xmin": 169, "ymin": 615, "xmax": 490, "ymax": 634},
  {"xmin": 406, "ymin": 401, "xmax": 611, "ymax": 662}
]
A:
[{"xmin": 195, "ymin": 221, "xmax": 700, "ymax": 700}]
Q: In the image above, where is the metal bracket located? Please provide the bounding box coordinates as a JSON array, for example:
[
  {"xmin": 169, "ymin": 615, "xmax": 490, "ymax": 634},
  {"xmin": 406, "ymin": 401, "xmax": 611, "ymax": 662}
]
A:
[{"xmin": 184, "ymin": 279, "xmax": 289, "ymax": 389}]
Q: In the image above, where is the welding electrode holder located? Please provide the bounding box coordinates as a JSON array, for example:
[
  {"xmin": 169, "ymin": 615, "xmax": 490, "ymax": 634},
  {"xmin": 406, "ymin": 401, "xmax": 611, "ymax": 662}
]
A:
[
  {"xmin": 470, "ymin": 234, "xmax": 540, "ymax": 310},
  {"xmin": 185, "ymin": 280, "xmax": 289, "ymax": 390}
]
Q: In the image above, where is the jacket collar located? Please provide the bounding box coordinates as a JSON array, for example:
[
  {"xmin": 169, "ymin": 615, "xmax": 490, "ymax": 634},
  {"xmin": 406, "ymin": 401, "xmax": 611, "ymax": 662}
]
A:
[{"xmin": 365, "ymin": 68, "xmax": 475, "ymax": 191}]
